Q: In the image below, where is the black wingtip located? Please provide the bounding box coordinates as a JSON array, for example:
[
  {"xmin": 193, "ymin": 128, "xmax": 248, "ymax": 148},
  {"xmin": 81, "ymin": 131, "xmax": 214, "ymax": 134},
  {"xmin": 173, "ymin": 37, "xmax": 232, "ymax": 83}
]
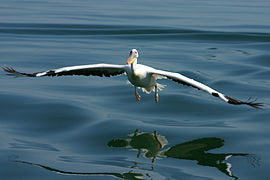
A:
[
  {"xmin": 225, "ymin": 95, "xmax": 264, "ymax": 109},
  {"xmin": 1, "ymin": 65, "xmax": 36, "ymax": 77},
  {"xmin": 1, "ymin": 65, "xmax": 18, "ymax": 75}
]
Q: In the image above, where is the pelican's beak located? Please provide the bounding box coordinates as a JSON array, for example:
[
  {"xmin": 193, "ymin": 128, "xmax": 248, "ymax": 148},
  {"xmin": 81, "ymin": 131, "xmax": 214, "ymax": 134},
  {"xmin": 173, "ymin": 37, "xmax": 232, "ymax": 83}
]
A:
[{"xmin": 127, "ymin": 54, "xmax": 137, "ymax": 64}]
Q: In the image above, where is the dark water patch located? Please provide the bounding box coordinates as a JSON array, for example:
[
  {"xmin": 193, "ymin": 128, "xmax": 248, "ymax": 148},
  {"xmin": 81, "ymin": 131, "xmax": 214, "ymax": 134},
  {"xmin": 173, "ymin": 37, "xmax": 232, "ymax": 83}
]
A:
[
  {"xmin": 1, "ymin": 23, "xmax": 270, "ymax": 43},
  {"xmin": 201, "ymin": 25, "xmax": 270, "ymax": 33},
  {"xmin": 119, "ymin": 31, "xmax": 270, "ymax": 43},
  {"xmin": 236, "ymin": 49, "xmax": 251, "ymax": 55},
  {"xmin": 207, "ymin": 47, "xmax": 218, "ymax": 50},
  {"xmin": 0, "ymin": 23, "xmax": 200, "ymax": 35}
]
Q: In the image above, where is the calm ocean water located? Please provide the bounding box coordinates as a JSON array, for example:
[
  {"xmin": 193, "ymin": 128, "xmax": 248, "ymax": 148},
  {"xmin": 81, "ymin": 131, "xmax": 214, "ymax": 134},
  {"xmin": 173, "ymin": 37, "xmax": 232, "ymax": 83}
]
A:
[{"xmin": 0, "ymin": 0, "xmax": 270, "ymax": 179}]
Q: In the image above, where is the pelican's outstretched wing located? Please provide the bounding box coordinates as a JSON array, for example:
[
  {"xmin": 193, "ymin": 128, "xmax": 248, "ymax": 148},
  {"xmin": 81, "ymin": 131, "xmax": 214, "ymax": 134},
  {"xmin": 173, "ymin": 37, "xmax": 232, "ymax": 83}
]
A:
[
  {"xmin": 1, "ymin": 64, "xmax": 127, "ymax": 77},
  {"xmin": 151, "ymin": 69, "xmax": 263, "ymax": 109}
]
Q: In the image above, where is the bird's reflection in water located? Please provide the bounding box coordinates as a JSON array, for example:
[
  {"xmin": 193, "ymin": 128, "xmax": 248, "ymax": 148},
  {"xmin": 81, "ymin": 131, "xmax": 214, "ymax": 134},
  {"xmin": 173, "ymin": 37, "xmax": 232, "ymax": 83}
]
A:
[
  {"xmin": 12, "ymin": 129, "xmax": 259, "ymax": 180},
  {"xmin": 108, "ymin": 129, "xmax": 259, "ymax": 180},
  {"xmin": 108, "ymin": 129, "xmax": 168, "ymax": 164},
  {"xmin": 12, "ymin": 160, "xmax": 145, "ymax": 180},
  {"xmin": 163, "ymin": 137, "xmax": 248, "ymax": 179}
]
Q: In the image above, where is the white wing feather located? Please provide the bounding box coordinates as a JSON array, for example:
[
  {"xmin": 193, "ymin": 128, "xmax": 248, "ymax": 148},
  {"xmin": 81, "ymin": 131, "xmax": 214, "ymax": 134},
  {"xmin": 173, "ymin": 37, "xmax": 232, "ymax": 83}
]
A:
[
  {"xmin": 2, "ymin": 64, "xmax": 127, "ymax": 77},
  {"xmin": 150, "ymin": 68, "xmax": 263, "ymax": 109},
  {"xmin": 1, "ymin": 64, "xmax": 263, "ymax": 108}
]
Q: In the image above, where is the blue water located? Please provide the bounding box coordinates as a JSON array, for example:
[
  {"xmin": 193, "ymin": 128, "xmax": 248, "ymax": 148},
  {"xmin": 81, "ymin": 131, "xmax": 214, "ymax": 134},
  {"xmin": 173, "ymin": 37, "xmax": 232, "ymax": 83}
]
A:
[{"xmin": 0, "ymin": 0, "xmax": 270, "ymax": 179}]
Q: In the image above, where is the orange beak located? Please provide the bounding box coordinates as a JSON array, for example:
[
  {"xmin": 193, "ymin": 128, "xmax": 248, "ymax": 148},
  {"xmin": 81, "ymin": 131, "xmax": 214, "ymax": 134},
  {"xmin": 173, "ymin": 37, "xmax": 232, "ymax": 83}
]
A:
[{"xmin": 127, "ymin": 54, "xmax": 136, "ymax": 64}]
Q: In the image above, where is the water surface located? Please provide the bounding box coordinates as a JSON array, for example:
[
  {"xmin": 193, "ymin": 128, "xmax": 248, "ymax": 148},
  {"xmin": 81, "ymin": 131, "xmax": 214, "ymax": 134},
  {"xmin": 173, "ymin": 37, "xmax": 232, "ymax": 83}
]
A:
[{"xmin": 0, "ymin": 0, "xmax": 270, "ymax": 179}]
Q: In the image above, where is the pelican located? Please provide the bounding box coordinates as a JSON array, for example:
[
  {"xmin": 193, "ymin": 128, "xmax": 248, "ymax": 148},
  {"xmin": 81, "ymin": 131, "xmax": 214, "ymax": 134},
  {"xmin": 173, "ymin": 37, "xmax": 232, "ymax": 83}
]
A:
[{"xmin": 1, "ymin": 49, "xmax": 263, "ymax": 109}]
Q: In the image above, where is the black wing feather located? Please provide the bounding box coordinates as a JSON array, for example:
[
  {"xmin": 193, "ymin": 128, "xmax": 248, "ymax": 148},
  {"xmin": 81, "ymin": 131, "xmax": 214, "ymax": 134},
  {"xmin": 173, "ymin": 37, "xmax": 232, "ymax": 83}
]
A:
[
  {"xmin": 50, "ymin": 68, "xmax": 125, "ymax": 77},
  {"xmin": 167, "ymin": 76, "xmax": 201, "ymax": 90},
  {"xmin": 1, "ymin": 66, "xmax": 125, "ymax": 77},
  {"xmin": 1, "ymin": 66, "xmax": 38, "ymax": 77},
  {"xmin": 225, "ymin": 95, "xmax": 263, "ymax": 109}
]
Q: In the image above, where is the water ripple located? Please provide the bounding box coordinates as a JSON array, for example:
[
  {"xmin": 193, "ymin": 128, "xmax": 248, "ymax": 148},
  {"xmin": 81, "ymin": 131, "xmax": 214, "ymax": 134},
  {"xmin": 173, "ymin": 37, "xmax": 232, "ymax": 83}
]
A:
[{"xmin": 1, "ymin": 23, "xmax": 270, "ymax": 43}]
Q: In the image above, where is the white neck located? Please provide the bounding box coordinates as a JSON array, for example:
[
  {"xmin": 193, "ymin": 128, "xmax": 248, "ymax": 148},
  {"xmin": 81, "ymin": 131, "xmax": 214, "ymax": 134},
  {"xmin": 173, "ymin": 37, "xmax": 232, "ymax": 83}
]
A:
[{"xmin": 131, "ymin": 59, "xmax": 137, "ymax": 73}]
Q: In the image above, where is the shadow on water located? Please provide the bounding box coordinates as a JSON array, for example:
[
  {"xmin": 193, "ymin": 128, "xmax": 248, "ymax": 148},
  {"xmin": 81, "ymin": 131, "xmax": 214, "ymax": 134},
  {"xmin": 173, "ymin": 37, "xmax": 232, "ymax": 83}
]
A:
[{"xmin": 12, "ymin": 129, "xmax": 259, "ymax": 180}]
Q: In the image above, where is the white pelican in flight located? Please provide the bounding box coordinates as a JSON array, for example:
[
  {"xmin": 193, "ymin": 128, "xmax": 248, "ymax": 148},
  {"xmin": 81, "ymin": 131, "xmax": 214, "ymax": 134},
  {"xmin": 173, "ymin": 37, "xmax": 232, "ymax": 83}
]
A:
[{"xmin": 1, "ymin": 49, "xmax": 263, "ymax": 109}]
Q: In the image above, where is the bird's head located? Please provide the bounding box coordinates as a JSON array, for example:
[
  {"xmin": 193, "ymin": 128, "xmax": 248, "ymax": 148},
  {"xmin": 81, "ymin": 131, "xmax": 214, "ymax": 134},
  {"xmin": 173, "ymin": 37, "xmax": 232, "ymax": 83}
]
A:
[{"xmin": 127, "ymin": 49, "xmax": 139, "ymax": 64}]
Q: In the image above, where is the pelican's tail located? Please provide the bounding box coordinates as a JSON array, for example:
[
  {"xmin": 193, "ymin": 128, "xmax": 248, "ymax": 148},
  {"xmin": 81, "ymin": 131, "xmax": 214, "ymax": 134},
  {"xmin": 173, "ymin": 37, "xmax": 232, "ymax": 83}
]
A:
[
  {"xmin": 157, "ymin": 83, "xmax": 166, "ymax": 91},
  {"xmin": 142, "ymin": 83, "xmax": 166, "ymax": 94}
]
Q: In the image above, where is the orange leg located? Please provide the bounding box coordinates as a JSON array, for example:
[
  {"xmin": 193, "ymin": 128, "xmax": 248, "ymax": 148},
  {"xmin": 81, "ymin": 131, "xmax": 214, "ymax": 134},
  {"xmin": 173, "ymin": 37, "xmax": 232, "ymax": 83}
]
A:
[
  {"xmin": 134, "ymin": 86, "xmax": 140, "ymax": 101},
  {"xmin": 155, "ymin": 84, "xmax": 158, "ymax": 103}
]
